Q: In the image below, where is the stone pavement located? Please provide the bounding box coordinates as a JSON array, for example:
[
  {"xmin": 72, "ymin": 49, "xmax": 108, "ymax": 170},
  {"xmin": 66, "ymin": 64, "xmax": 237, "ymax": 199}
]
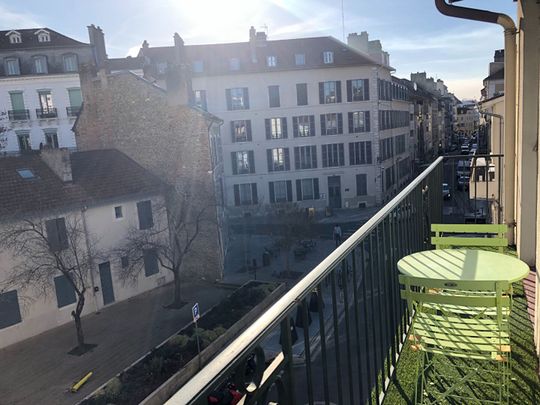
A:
[{"xmin": 0, "ymin": 281, "xmax": 233, "ymax": 405}]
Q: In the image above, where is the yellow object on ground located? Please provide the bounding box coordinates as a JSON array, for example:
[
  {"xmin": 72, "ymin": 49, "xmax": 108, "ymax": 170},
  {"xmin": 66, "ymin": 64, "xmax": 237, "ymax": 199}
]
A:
[{"xmin": 71, "ymin": 371, "xmax": 93, "ymax": 393}]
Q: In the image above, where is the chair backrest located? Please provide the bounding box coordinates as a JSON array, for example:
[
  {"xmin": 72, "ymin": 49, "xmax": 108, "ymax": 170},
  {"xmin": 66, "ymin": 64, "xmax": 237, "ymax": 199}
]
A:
[{"xmin": 431, "ymin": 223, "xmax": 508, "ymax": 252}]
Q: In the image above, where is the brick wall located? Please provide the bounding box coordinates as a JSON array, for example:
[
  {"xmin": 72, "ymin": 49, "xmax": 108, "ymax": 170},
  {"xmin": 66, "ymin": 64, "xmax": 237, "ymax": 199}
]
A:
[{"xmin": 75, "ymin": 69, "xmax": 223, "ymax": 281}]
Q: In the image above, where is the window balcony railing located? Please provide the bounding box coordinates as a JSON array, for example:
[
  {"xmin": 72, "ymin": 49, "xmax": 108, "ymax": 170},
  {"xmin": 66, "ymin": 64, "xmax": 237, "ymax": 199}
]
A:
[
  {"xmin": 66, "ymin": 106, "xmax": 81, "ymax": 117},
  {"xmin": 8, "ymin": 109, "xmax": 30, "ymax": 121},
  {"xmin": 169, "ymin": 157, "xmax": 445, "ymax": 404},
  {"xmin": 36, "ymin": 107, "xmax": 57, "ymax": 119}
]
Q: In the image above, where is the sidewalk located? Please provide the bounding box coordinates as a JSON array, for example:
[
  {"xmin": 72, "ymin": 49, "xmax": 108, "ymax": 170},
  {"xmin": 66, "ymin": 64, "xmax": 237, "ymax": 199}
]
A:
[{"xmin": 0, "ymin": 281, "xmax": 232, "ymax": 405}]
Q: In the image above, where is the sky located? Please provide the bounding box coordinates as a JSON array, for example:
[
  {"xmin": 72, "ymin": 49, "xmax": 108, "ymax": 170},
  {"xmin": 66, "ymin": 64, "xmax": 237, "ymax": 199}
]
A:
[{"xmin": 1, "ymin": 0, "xmax": 517, "ymax": 100}]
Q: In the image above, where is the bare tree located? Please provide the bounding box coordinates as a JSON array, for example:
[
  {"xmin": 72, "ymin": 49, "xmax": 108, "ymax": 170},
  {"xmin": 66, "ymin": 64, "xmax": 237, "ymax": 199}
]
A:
[
  {"xmin": 0, "ymin": 111, "xmax": 9, "ymax": 152},
  {"xmin": 0, "ymin": 212, "xmax": 98, "ymax": 353},
  {"xmin": 117, "ymin": 192, "xmax": 211, "ymax": 308}
]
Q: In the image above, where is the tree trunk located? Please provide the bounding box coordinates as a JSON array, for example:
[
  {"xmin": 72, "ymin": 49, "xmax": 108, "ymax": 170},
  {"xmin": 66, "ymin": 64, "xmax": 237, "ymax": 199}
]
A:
[
  {"xmin": 73, "ymin": 294, "xmax": 85, "ymax": 349},
  {"xmin": 172, "ymin": 270, "xmax": 183, "ymax": 306}
]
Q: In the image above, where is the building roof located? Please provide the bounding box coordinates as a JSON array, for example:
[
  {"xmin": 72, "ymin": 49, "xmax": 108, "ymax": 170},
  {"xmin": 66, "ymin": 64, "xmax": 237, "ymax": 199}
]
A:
[
  {"xmin": 484, "ymin": 68, "xmax": 504, "ymax": 82},
  {"xmin": 0, "ymin": 149, "xmax": 166, "ymax": 218},
  {"xmin": 0, "ymin": 28, "xmax": 89, "ymax": 50},
  {"xmin": 106, "ymin": 56, "xmax": 144, "ymax": 71},
  {"xmin": 140, "ymin": 36, "xmax": 384, "ymax": 76}
]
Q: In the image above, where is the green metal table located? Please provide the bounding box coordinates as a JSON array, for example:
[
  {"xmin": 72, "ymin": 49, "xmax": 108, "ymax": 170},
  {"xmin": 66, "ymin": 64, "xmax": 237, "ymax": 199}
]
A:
[{"xmin": 397, "ymin": 249, "xmax": 529, "ymax": 282}]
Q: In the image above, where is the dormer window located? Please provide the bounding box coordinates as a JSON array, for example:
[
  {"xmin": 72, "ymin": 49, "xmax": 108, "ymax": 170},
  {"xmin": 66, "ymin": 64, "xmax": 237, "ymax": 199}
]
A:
[
  {"xmin": 35, "ymin": 29, "xmax": 50, "ymax": 43},
  {"xmin": 6, "ymin": 30, "xmax": 22, "ymax": 44},
  {"xmin": 323, "ymin": 51, "xmax": 334, "ymax": 64}
]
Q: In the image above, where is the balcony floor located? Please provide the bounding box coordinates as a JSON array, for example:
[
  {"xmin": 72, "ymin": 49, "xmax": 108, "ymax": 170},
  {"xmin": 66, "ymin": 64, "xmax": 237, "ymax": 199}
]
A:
[{"xmin": 384, "ymin": 258, "xmax": 540, "ymax": 404}]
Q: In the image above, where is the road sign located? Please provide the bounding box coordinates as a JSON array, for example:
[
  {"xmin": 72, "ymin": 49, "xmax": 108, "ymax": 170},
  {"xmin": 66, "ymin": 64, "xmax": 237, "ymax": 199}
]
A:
[{"xmin": 192, "ymin": 303, "xmax": 200, "ymax": 322}]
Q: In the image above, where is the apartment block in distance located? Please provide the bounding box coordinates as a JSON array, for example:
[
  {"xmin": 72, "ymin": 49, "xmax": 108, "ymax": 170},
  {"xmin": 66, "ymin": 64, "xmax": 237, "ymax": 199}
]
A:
[
  {"xmin": 0, "ymin": 28, "xmax": 94, "ymax": 153},
  {"xmin": 138, "ymin": 29, "xmax": 413, "ymax": 213}
]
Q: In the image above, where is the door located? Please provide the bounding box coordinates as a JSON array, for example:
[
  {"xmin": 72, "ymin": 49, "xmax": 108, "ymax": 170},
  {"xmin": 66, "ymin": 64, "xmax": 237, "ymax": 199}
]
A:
[
  {"xmin": 98, "ymin": 261, "xmax": 115, "ymax": 305},
  {"xmin": 328, "ymin": 175, "xmax": 342, "ymax": 209}
]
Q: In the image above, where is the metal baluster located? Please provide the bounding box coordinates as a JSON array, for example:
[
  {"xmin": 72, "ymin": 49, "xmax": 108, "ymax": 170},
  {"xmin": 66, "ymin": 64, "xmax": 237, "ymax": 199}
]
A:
[
  {"xmin": 280, "ymin": 316, "xmax": 296, "ymax": 405},
  {"xmin": 380, "ymin": 219, "xmax": 392, "ymax": 384},
  {"xmin": 316, "ymin": 283, "xmax": 330, "ymax": 405},
  {"xmin": 330, "ymin": 269, "xmax": 344, "ymax": 405},
  {"xmin": 301, "ymin": 299, "xmax": 314, "ymax": 405},
  {"xmin": 341, "ymin": 258, "xmax": 355, "ymax": 404},
  {"xmin": 360, "ymin": 241, "xmax": 375, "ymax": 405},
  {"xmin": 368, "ymin": 231, "xmax": 382, "ymax": 401},
  {"xmin": 351, "ymin": 247, "xmax": 366, "ymax": 403}
]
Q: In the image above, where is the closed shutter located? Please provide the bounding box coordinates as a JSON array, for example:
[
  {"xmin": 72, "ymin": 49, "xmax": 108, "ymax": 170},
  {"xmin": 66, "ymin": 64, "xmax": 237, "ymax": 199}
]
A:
[
  {"xmin": 348, "ymin": 143, "xmax": 354, "ymax": 165},
  {"xmin": 267, "ymin": 149, "xmax": 273, "ymax": 172},
  {"xmin": 337, "ymin": 113, "xmax": 343, "ymax": 134},
  {"xmin": 311, "ymin": 145, "xmax": 317, "ymax": 168},
  {"xmin": 318, "ymin": 82, "xmax": 324, "ymax": 104},
  {"xmin": 367, "ymin": 142, "xmax": 372, "ymax": 164},
  {"xmin": 9, "ymin": 92, "xmax": 25, "ymax": 110},
  {"xmin": 284, "ymin": 148, "xmax": 290, "ymax": 170},
  {"xmin": 251, "ymin": 183, "xmax": 258, "ymax": 204},
  {"xmin": 234, "ymin": 185, "xmax": 240, "ymax": 206},
  {"xmin": 248, "ymin": 151, "xmax": 255, "ymax": 173},
  {"xmin": 313, "ymin": 178, "xmax": 320, "ymax": 199},
  {"xmin": 143, "ymin": 249, "xmax": 159, "ymax": 276},
  {"xmin": 296, "ymin": 180, "xmax": 302, "ymax": 201},
  {"xmin": 56, "ymin": 218, "xmax": 68, "ymax": 249},
  {"xmin": 338, "ymin": 144, "xmax": 344, "ymax": 166},
  {"xmin": 54, "ymin": 275, "xmax": 76, "ymax": 308},
  {"xmin": 356, "ymin": 174, "xmax": 367, "ymax": 196},
  {"xmin": 230, "ymin": 121, "xmax": 236, "ymax": 142},
  {"xmin": 45, "ymin": 219, "xmax": 59, "ymax": 251},
  {"xmin": 293, "ymin": 117, "xmax": 299, "ymax": 137},
  {"xmin": 296, "ymin": 83, "xmax": 308, "ymax": 106},
  {"xmin": 286, "ymin": 181, "xmax": 293, "ymax": 202},
  {"xmin": 346, "ymin": 80, "xmax": 352, "ymax": 102},
  {"xmin": 265, "ymin": 119, "xmax": 271, "ymax": 139},
  {"xmin": 320, "ymin": 115, "xmax": 326, "ymax": 135},
  {"xmin": 309, "ymin": 115, "xmax": 315, "ymax": 136},
  {"xmin": 243, "ymin": 88, "xmax": 250, "ymax": 109},
  {"xmin": 137, "ymin": 201, "xmax": 153, "ymax": 229},
  {"xmin": 282, "ymin": 118, "xmax": 288, "ymax": 138},
  {"xmin": 0, "ymin": 290, "xmax": 22, "ymax": 329},
  {"xmin": 68, "ymin": 88, "xmax": 82, "ymax": 107},
  {"xmin": 364, "ymin": 79, "xmax": 370, "ymax": 100},
  {"xmin": 336, "ymin": 81, "xmax": 342, "ymax": 102},
  {"xmin": 322, "ymin": 145, "xmax": 328, "ymax": 168},
  {"xmin": 365, "ymin": 111, "xmax": 371, "ymax": 132},
  {"xmin": 294, "ymin": 147, "xmax": 300, "ymax": 170},
  {"xmin": 226, "ymin": 89, "xmax": 232, "ymax": 110},
  {"xmin": 269, "ymin": 182, "xmax": 275, "ymax": 203},
  {"xmin": 246, "ymin": 120, "xmax": 252, "ymax": 141},
  {"xmin": 231, "ymin": 152, "xmax": 238, "ymax": 174},
  {"xmin": 348, "ymin": 112, "xmax": 353, "ymax": 133}
]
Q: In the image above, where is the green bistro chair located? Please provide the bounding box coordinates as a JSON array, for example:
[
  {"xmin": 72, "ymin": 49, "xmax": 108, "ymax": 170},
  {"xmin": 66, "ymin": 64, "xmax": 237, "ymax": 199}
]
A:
[
  {"xmin": 400, "ymin": 275, "xmax": 512, "ymax": 404},
  {"xmin": 430, "ymin": 224, "xmax": 508, "ymax": 253}
]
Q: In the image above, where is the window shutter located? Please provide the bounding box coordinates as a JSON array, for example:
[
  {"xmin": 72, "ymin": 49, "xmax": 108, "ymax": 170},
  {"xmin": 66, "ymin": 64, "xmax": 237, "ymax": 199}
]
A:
[
  {"xmin": 318, "ymin": 82, "xmax": 324, "ymax": 104},
  {"xmin": 338, "ymin": 144, "xmax": 344, "ymax": 166},
  {"xmin": 322, "ymin": 145, "xmax": 328, "ymax": 168},
  {"xmin": 294, "ymin": 147, "xmax": 300, "ymax": 170},
  {"xmin": 348, "ymin": 112, "xmax": 353, "ymax": 134},
  {"xmin": 243, "ymin": 88, "xmax": 250, "ymax": 109},
  {"xmin": 143, "ymin": 249, "xmax": 159, "ymax": 276},
  {"xmin": 269, "ymin": 182, "xmax": 275, "ymax": 203},
  {"xmin": 337, "ymin": 113, "xmax": 343, "ymax": 134},
  {"xmin": 234, "ymin": 185, "xmax": 240, "ymax": 206},
  {"xmin": 314, "ymin": 178, "xmax": 320, "ymax": 199},
  {"xmin": 231, "ymin": 152, "xmax": 238, "ymax": 174},
  {"xmin": 137, "ymin": 201, "xmax": 153, "ymax": 230},
  {"xmin": 336, "ymin": 81, "xmax": 342, "ymax": 103},
  {"xmin": 365, "ymin": 111, "xmax": 371, "ymax": 132},
  {"xmin": 56, "ymin": 218, "xmax": 68, "ymax": 250},
  {"xmin": 230, "ymin": 121, "xmax": 236, "ymax": 142},
  {"xmin": 267, "ymin": 149, "xmax": 273, "ymax": 172},
  {"xmin": 284, "ymin": 148, "xmax": 290, "ymax": 170},
  {"xmin": 367, "ymin": 141, "xmax": 372, "ymax": 164},
  {"xmin": 226, "ymin": 89, "xmax": 232, "ymax": 110},
  {"xmin": 265, "ymin": 119, "xmax": 271, "ymax": 140},
  {"xmin": 348, "ymin": 143, "xmax": 354, "ymax": 165},
  {"xmin": 309, "ymin": 115, "xmax": 315, "ymax": 136},
  {"xmin": 293, "ymin": 117, "xmax": 299, "ymax": 137},
  {"xmin": 364, "ymin": 79, "xmax": 370, "ymax": 100},
  {"xmin": 296, "ymin": 180, "xmax": 302, "ymax": 201},
  {"xmin": 346, "ymin": 80, "xmax": 352, "ymax": 102},
  {"xmin": 248, "ymin": 151, "xmax": 255, "ymax": 173},
  {"xmin": 45, "ymin": 219, "xmax": 59, "ymax": 251},
  {"xmin": 251, "ymin": 183, "xmax": 258, "ymax": 204},
  {"xmin": 282, "ymin": 118, "xmax": 288, "ymax": 139},
  {"xmin": 0, "ymin": 290, "xmax": 22, "ymax": 328},
  {"xmin": 311, "ymin": 145, "xmax": 317, "ymax": 168},
  {"xmin": 320, "ymin": 115, "xmax": 326, "ymax": 135},
  {"xmin": 246, "ymin": 120, "xmax": 252, "ymax": 141},
  {"xmin": 286, "ymin": 181, "xmax": 293, "ymax": 202}
]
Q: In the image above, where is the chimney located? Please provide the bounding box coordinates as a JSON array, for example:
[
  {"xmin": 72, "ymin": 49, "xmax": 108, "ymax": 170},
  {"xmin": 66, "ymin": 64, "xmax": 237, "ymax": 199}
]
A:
[
  {"xmin": 347, "ymin": 32, "xmax": 369, "ymax": 54},
  {"xmin": 173, "ymin": 32, "xmax": 185, "ymax": 65},
  {"xmin": 164, "ymin": 33, "xmax": 190, "ymax": 106},
  {"xmin": 87, "ymin": 24, "xmax": 108, "ymax": 69},
  {"xmin": 249, "ymin": 26, "xmax": 258, "ymax": 63},
  {"xmin": 41, "ymin": 148, "xmax": 72, "ymax": 182}
]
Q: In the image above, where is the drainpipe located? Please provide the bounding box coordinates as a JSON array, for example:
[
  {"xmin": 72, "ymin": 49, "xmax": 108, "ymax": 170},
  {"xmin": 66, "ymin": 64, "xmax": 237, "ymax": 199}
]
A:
[{"xmin": 434, "ymin": 0, "xmax": 517, "ymax": 244}]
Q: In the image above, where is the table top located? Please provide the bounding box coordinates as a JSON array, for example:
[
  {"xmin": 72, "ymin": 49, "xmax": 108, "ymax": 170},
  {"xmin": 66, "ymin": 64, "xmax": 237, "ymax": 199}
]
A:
[{"xmin": 397, "ymin": 249, "xmax": 530, "ymax": 283}]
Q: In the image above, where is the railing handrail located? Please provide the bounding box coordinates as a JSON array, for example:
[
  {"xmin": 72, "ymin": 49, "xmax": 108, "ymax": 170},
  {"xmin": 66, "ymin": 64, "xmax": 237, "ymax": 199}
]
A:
[{"xmin": 168, "ymin": 156, "xmax": 444, "ymax": 404}]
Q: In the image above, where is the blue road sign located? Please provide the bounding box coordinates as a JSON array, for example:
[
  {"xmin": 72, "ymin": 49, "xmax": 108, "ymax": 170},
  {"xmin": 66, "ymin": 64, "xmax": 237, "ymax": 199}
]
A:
[{"xmin": 192, "ymin": 302, "xmax": 200, "ymax": 322}]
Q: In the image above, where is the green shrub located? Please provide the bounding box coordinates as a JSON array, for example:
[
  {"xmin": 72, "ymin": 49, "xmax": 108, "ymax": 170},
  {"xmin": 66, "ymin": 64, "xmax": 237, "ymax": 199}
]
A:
[
  {"xmin": 103, "ymin": 377, "xmax": 122, "ymax": 401},
  {"xmin": 148, "ymin": 356, "xmax": 163, "ymax": 379},
  {"xmin": 168, "ymin": 334, "xmax": 189, "ymax": 348},
  {"xmin": 213, "ymin": 326, "xmax": 227, "ymax": 337}
]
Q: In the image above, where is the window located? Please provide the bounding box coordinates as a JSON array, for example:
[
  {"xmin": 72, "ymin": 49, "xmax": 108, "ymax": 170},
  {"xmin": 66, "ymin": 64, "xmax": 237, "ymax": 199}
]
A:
[
  {"xmin": 269, "ymin": 180, "xmax": 292, "ymax": 203},
  {"xmin": 36, "ymin": 30, "xmax": 50, "ymax": 42},
  {"xmin": 229, "ymin": 58, "xmax": 240, "ymax": 71},
  {"xmin": 16, "ymin": 131, "xmax": 31, "ymax": 151},
  {"xmin": 385, "ymin": 166, "xmax": 395, "ymax": 190},
  {"xmin": 10, "ymin": 91, "xmax": 24, "ymax": 110},
  {"xmin": 378, "ymin": 110, "xmax": 409, "ymax": 130},
  {"xmin": 231, "ymin": 150, "xmax": 255, "ymax": 174},
  {"xmin": 226, "ymin": 87, "xmax": 249, "ymax": 110},
  {"xmin": 349, "ymin": 141, "xmax": 372, "ymax": 165},
  {"xmin": 68, "ymin": 88, "xmax": 82, "ymax": 107},
  {"xmin": 121, "ymin": 256, "xmax": 129, "ymax": 268},
  {"xmin": 63, "ymin": 54, "xmax": 78, "ymax": 72},
  {"xmin": 137, "ymin": 200, "xmax": 153, "ymax": 230},
  {"xmin": 323, "ymin": 51, "xmax": 334, "ymax": 64},
  {"xmin": 230, "ymin": 120, "xmax": 252, "ymax": 143},
  {"xmin": 296, "ymin": 178, "xmax": 320, "ymax": 201},
  {"xmin": 356, "ymin": 174, "xmax": 367, "ymax": 196},
  {"xmin": 114, "ymin": 206, "xmax": 123, "ymax": 219},
  {"xmin": 143, "ymin": 249, "xmax": 159, "ymax": 276},
  {"xmin": 322, "ymin": 144, "xmax": 345, "ymax": 167},
  {"xmin": 45, "ymin": 131, "xmax": 59, "ymax": 148},
  {"xmin": 233, "ymin": 183, "xmax": 258, "ymax": 206},
  {"xmin": 319, "ymin": 81, "xmax": 341, "ymax": 104},
  {"xmin": 193, "ymin": 90, "xmax": 207, "ymax": 110},
  {"xmin": 8, "ymin": 32, "xmax": 21, "ymax": 44},
  {"xmin": 293, "ymin": 115, "xmax": 315, "ymax": 137},
  {"xmin": 267, "ymin": 148, "xmax": 290, "ymax": 172},
  {"xmin": 321, "ymin": 113, "xmax": 343, "ymax": 135},
  {"xmin": 17, "ymin": 169, "xmax": 35, "ymax": 179},
  {"xmin": 156, "ymin": 62, "xmax": 167, "ymax": 74},
  {"xmin": 395, "ymin": 134, "xmax": 406, "ymax": 155},
  {"xmin": 347, "ymin": 79, "xmax": 369, "ymax": 101},
  {"xmin": 267, "ymin": 56, "xmax": 277, "ymax": 67},
  {"xmin": 33, "ymin": 56, "xmax": 48, "ymax": 74},
  {"xmin": 192, "ymin": 60, "xmax": 204, "ymax": 73},
  {"xmin": 45, "ymin": 218, "xmax": 68, "ymax": 252},
  {"xmin": 268, "ymin": 85, "xmax": 280, "ymax": 108},
  {"xmin": 380, "ymin": 138, "xmax": 394, "ymax": 161},
  {"xmin": 265, "ymin": 118, "xmax": 287, "ymax": 139},
  {"xmin": 378, "ymin": 79, "xmax": 392, "ymax": 101},
  {"xmin": 294, "ymin": 145, "xmax": 317, "ymax": 170},
  {"xmin": 295, "ymin": 53, "xmax": 305, "ymax": 66},
  {"xmin": 296, "ymin": 83, "xmax": 308, "ymax": 106},
  {"xmin": 38, "ymin": 90, "xmax": 54, "ymax": 110},
  {"xmin": 54, "ymin": 275, "xmax": 76, "ymax": 308},
  {"xmin": 0, "ymin": 290, "xmax": 22, "ymax": 329},
  {"xmin": 348, "ymin": 111, "xmax": 371, "ymax": 133},
  {"xmin": 5, "ymin": 58, "xmax": 20, "ymax": 75}
]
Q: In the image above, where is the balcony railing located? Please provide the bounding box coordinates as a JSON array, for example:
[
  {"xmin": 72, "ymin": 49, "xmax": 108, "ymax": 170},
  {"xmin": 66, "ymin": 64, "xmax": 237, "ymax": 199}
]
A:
[
  {"xmin": 66, "ymin": 106, "xmax": 81, "ymax": 117},
  {"xmin": 8, "ymin": 109, "xmax": 30, "ymax": 121},
  {"xmin": 35, "ymin": 107, "xmax": 57, "ymax": 119},
  {"xmin": 169, "ymin": 157, "xmax": 444, "ymax": 404}
]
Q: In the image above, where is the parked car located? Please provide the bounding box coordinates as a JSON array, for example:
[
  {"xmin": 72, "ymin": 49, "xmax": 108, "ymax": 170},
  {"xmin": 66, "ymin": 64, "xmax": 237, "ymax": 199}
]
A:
[
  {"xmin": 457, "ymin": 175, "xmax": 470, "ymax": 191},
  {"xmin": 460, "ymin": 145, "xmax": 469, "ymax": 154},
  {"xmin": 442, "ymin": 183, "xmax": 451, "ymax": 200},
  {"xmin": 464, "ymin": 209, "xmax": 487, "ymax": 224}
]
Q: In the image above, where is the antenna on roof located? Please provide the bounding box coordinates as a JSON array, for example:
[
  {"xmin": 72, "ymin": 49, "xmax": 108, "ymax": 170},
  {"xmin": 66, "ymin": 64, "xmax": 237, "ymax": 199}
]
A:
[{"xmin": 341, "ymin": 0, "xmax": 345, "ymax": 41}]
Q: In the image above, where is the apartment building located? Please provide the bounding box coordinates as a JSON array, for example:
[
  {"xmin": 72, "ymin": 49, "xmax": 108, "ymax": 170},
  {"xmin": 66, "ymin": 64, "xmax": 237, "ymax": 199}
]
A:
[
  {"xmin": 0, "ymin": 28, "xmax": 94, "ymax": 154},
  {"xmin": 136, "ymin": 29, "xmax": 412, "ymax": 212},
  {"xmin": 0, "ymin": 148, "xmax": 171, "ymax": 348}
]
